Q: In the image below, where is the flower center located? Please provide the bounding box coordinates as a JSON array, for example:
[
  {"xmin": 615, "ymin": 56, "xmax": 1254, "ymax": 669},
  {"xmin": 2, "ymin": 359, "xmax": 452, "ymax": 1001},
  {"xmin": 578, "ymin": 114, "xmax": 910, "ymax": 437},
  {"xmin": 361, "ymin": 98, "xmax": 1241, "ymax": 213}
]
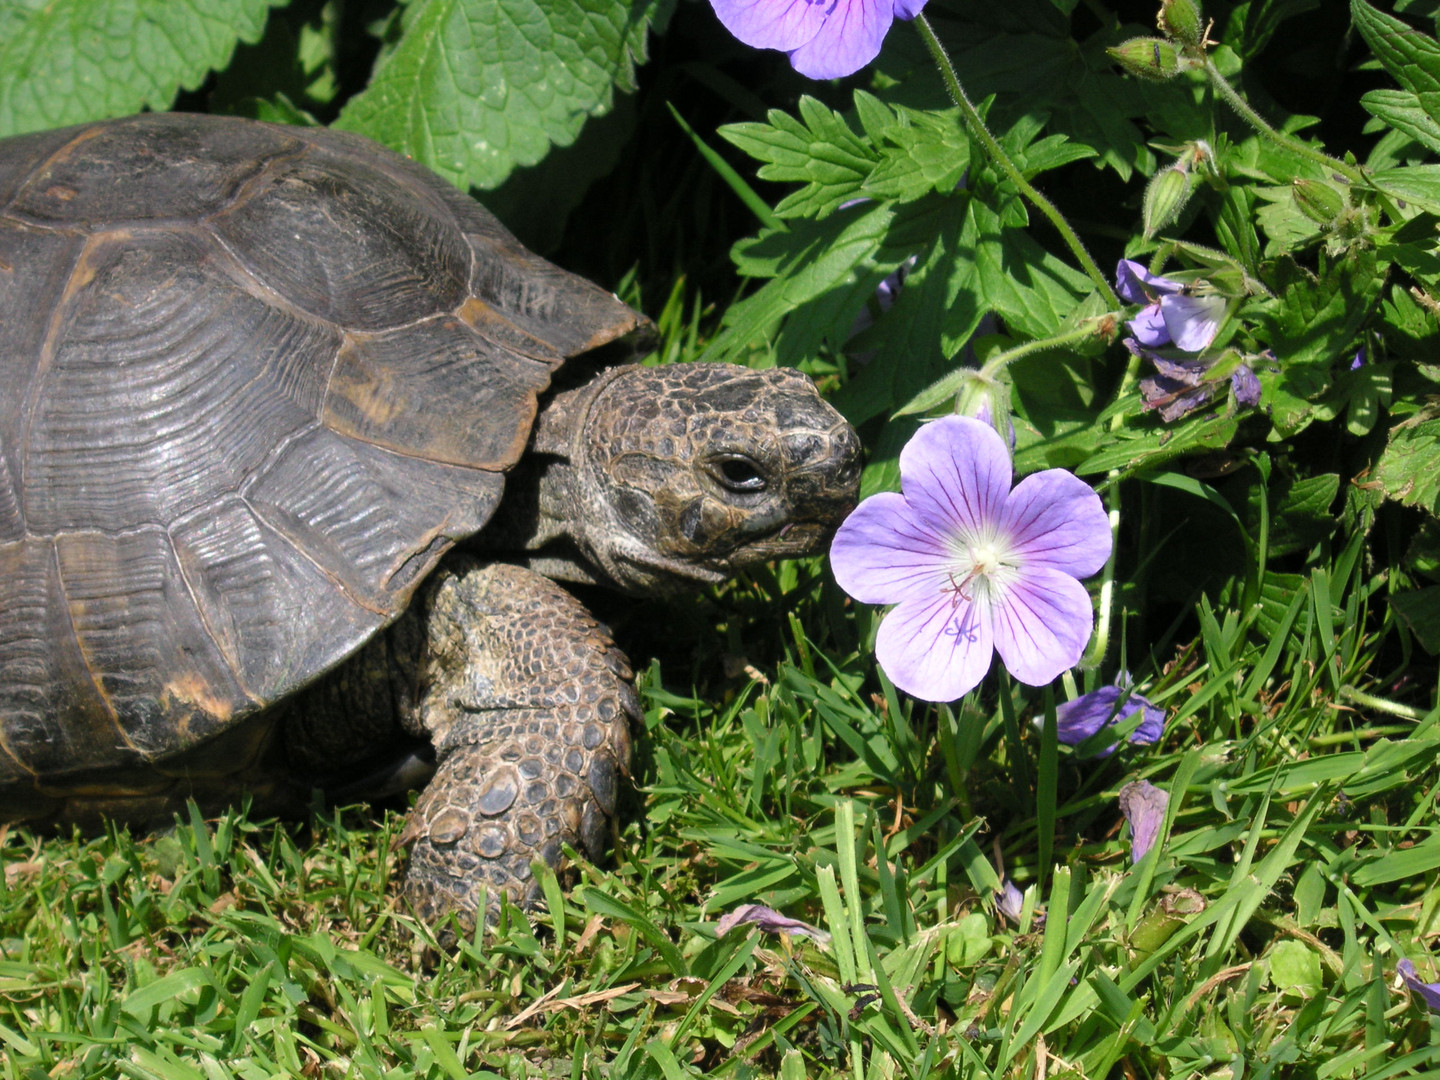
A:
[{"xmin": 942, "ymin": 534, "xmax": 1018, "ymax": 613}]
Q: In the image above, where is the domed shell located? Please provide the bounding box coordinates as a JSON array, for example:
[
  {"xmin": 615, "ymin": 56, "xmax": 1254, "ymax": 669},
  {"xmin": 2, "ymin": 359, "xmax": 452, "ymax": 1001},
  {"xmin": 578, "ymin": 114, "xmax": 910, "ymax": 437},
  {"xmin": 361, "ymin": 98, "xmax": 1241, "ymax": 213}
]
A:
[{"xmin": 0, "ymin": 113, "xmax": 641, "ymax": 785}]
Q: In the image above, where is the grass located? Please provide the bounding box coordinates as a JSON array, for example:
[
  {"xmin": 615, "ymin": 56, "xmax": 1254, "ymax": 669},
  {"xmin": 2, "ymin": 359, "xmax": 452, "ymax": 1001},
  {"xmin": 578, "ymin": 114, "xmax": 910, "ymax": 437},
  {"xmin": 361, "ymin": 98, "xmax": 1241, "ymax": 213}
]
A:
[{"xmin": 4, "ymin": 532, "xmax": 1440, "ymax": 1079}]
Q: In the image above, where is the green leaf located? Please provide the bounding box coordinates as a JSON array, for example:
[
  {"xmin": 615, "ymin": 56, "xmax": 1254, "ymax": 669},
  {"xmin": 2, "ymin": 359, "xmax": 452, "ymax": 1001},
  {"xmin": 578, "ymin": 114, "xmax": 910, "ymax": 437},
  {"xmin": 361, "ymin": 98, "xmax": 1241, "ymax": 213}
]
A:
[
  {"xmin": 1360, "ymin": 89, "xmax": 1440, "ymax": 155},
  {"xmin": 863, "ymin": 117, "xmax": 970, "ymax": 204},
  {"xmin": 1352, "ymin": 0, "xmax": 1440, "ymax": 126},
  {"xmin": 335, "ymin": 0, "xmax": 671, "ymax": 191},
  {"xmin": 1375, "ymin": 409, "xmax": 1440, "ymax": 516},
  {"xmin": 1269, "ymin": 940, "xmax": 1324, "ymax": 997},
  {"xmin": 721, "ymin": 97, "xmax": 878, "ymax": 220},
  {"xmin": 1253, "ymin": 252, "xmax": 1382, "ymax": 370},
  {"xmin": 1390, "ymin": 586, "xmax": 1440, "ymax": 653},
  {"xmin": 0, "ymin": 0, "xmax": 280, "ymax": 136}
]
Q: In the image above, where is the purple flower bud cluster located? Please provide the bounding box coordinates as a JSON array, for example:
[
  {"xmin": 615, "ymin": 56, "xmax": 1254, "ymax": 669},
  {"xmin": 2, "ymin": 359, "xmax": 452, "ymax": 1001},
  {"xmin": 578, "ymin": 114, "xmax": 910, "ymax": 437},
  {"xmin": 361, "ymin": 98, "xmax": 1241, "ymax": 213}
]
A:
[{"xmin": 1116, "ymin": 260, "xmax": 1261, "ymax": 421}]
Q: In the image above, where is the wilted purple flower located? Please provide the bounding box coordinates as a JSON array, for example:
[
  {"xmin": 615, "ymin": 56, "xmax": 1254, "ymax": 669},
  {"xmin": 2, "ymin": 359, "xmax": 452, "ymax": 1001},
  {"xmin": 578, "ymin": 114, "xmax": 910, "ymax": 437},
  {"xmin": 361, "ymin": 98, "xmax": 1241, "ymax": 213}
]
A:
[
  {"xmin": 1130, "ymin": 340, "xmax": 1261, "ymax": 421},
  {"xmin": 1230, "ymin": 364, "xmax": 1261, "ymax": 408},
  {"xmin": 1115, "ymin": 259, "xmax": 1225, "ymax": 352},
  {"xmin": 709, "ymin": 0, "xmax": 927, "ymax": 79},
  {"xmin": 1350, "ymin": 347, "xmax": 1366, "ymax": 371},
  {"xmin": 829, "ymin": 416, "xmax": 1111, "ymax": 702},
  {"xmin": 716, "ymin": 904, "xmax": 831, "ymax": 943},
  {"xmin": 1398, "ymin": 958, "xmax": 1440, "ymax": 1011},
  {"xmin": 1118, "ymin": 780, "xmax": 1168, "ymax": 863},
  {"xmin": 1054, "ymin": 683, "xmax": 1164, "ymax": 756},
  {"xmin": 1135, "ymin": 348, "xmax": 1217, "ymax": 421},
  {"xmin": 995, "ymin": 879, "xmax": 1025, "ymax": 922}
]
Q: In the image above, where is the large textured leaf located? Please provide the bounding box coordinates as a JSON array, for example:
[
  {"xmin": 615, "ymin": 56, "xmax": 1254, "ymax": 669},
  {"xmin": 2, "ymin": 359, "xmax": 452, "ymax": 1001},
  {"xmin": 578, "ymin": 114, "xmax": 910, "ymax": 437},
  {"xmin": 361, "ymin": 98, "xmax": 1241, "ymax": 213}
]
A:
[
  {"xmin": 336, "ymin": 0, "xmax": 669, "ymax": 191},
  {"xmin": 1375, "ymin": 408, "xmax": 1440, "ymax": 516},
  {"xmin": 0, "ymin": 0, "xmax": 280, "ymax": 136},
  {"xmin": 1352, "ymin": 0, "xmax": 1440, "ymax": 126}
]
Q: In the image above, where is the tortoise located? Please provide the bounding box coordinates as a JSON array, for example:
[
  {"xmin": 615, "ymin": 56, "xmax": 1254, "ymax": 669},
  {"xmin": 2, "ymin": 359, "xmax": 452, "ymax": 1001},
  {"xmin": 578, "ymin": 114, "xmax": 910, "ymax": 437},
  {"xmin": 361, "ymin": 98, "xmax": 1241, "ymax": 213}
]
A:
[{"xmin": 0, "ymin": 112, "xmax": 861, "ymax": 928}]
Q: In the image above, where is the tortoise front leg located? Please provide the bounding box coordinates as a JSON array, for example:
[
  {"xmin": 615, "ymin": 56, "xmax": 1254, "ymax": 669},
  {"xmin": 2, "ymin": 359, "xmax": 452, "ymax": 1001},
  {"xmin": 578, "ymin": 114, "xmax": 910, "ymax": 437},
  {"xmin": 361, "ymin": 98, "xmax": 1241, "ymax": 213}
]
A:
[{"xmin": 398, "ymin": 557, "xmax": 636, "ymax": 929}]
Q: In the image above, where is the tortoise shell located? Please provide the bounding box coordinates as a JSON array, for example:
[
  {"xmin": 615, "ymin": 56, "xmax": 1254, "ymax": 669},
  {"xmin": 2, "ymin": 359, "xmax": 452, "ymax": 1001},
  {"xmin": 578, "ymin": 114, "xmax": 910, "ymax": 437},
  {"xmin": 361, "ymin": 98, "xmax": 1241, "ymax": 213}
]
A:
[{"xmin": 0, "ymin": 113, "xmax": 640, "ymax": 788}]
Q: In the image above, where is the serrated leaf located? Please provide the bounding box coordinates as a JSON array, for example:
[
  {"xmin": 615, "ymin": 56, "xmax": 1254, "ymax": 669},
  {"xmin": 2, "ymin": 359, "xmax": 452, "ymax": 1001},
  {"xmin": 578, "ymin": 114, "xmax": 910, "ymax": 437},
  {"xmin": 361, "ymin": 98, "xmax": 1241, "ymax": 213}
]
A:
[
  {"xmin": 1360, "ymin": 88, "xmax": 1440, "ymax": 155},
  {"xmin": 1253, "ymin": 253, "xmax": 1382, "ymax": 369},
  {"xmin": 1391, "ymin": 587, "xmax": 1440, "ymax": 652},
  {"xmin": 703, "ymin": 203, "xmax": 905, "ymax": 367},
  {"xmin": 863, "ymin": 112, "xmax": 970, "ymax": 204},
  {"xmin": 0, "ymin": 0, "xmax": 280, "ymax": 136},
  {"xmin": 335, "ymin": 0, "xmax": 669, "ymax": 191},
  {"xmin": 1075, "ymin": 414, "xmax": 1241, "ymax": 476},
  {"xmin": 1265, "ymin": 473, "xmax": 1340, "ymax": 557},
  {"xmin": 721, "ymin": 98, "xmax": 878, "ymax": 220},
  {"xmin": 1375, "ymin": 409, "xmax": 1440, "ymax": 515},
  {"xmin": 1353, "ymin": 0, "xmax": 1440, "ymax": 126}
]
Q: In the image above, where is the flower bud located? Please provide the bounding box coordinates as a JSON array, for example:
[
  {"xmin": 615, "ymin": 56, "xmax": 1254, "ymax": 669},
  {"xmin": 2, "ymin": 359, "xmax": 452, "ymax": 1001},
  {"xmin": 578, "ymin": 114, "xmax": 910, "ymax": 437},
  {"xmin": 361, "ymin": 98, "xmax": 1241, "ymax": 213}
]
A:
[
  {"xmin": 1158, "ymin": 0, "xmax": 1203, "ymax": 49},
  {"xmin": 1291, "ymin": 178, "xmax": 1347, "ymax": 228},
  {"xmin": 1142, "ymin": 161, "xmax": 1195, "ymax": 238},
  {"xmin": 952, "ymin": 369, "xmax": 1016, "ymax": 450},
  {"xmin": 1107, "ymin": 37, "xmax": 1183, "ymax": 81}
]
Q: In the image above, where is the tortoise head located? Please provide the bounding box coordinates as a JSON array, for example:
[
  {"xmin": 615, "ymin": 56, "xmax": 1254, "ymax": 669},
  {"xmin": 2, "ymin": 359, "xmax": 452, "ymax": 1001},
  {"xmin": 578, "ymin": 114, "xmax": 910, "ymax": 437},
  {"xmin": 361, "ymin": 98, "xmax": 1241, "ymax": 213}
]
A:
[{"xmin": 527, "ymin": 363, "xmax": 861, "ymax": 594}]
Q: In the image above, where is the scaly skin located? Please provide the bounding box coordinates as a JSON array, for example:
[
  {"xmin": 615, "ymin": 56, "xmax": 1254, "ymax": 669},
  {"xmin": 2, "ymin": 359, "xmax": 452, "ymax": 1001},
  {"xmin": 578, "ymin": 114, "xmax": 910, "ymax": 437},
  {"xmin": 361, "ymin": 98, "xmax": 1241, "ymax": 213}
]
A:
[{"xmin": 398, "ymin": 557, "xmax": 637, "ymax": 925}]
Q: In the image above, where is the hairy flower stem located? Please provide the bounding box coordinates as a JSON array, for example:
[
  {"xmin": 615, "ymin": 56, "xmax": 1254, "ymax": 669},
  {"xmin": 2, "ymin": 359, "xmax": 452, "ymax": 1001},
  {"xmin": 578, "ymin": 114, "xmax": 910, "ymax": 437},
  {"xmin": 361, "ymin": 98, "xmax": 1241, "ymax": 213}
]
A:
[
  {"xmin": 1202, "ymin": 57, "xmax": 1364, "ymax": 185},
  {"xmin": 913, "ymin": 13, "xmax": 1119, "ymax": 306},
  {"xmin": 977, "ymin": 321, "xmax": 1114, "ymax": 381},
  {"xmin": 1337, "ymin": 685, "xmax": 1427, "ymax": 722}
]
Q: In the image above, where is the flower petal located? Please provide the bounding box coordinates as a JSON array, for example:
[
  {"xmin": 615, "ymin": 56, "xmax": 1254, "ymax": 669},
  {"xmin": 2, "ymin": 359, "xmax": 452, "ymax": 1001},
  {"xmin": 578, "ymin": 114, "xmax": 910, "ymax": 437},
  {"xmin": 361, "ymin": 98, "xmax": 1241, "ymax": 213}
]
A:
[
  {"xmin": 1119, "ymin": 780, "xmax": 1168, "ymax": 863},
  {"xmin": 1160, "ymin": 292, "xmax": 1225, "ymax": 351},
  {"xmin": 1115, "ymin": 259, "xmax": 1182, "ymax": 303},
  {"xmin": 1231, "ymin": 364, "xmax": 1261, "ymax": 408},
  {"xmin": 1399, "ymin": 958, "xmax": 1440, "ymax": 1012},
  {"xmin": 787, "ymin": 0, "xmax": 891, "ymax": 78},
  {"xmin": 829, "ymin": 491, "xmax": 951, "ymax": 605},
  {"xmin": 1126, "ymin": 303, "xmax": 1171, "ymax": 347},
  {"xmin": 717, "ymin": 903, "xmax": 831, "ymax": 943},
  {"xmin": 875, "ymin": 590, "xmax": 994, "ymax": 702},
  {"xmin": 898, "ymin": 415, "xmax": 1012, "ymax": 542},
  {"xmin": 1001, "ymin": 469, "xmax": 1111, "ymax": 578},
  {"xmin": 988, "ymin": 565, "xmax": 1094, "ymax": 686},
  {"xmin": 1053, "ymin": 685, "xmax": 1164, "ymax": 756},
  {"xmin": 892, "ymin": 0, "xmax": 927, "ymax": 18},
  {"xmin": 1055, "ymin": 685, "xmax": 1125, "ymax": 745},
  {"xmin": 707, "ymin": 0, "xmax": 830, "ymax": 52}
]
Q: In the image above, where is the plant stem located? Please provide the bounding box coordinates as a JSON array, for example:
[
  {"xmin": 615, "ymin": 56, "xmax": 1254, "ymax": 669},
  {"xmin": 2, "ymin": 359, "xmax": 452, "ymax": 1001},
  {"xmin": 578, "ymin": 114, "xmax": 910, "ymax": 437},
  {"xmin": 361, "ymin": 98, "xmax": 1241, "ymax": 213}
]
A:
[
  {"xmin": 1202, "ymin": 57, "xmax": 1364, "ymax": 185},
  {"xmin": 1337, "ymin": 685, "xmax": 1427, "ymax": 721},
  {"xmin": 913, "ymin": 13, "xmax": 1119, "ymax": 305},
  {"xmin": 1082, "ymin": 341, "xmax": 1145, "ymax": 669},
  {"xmin": 977, "ymin": 320, "xmax": 1114, "ymax": 380}
]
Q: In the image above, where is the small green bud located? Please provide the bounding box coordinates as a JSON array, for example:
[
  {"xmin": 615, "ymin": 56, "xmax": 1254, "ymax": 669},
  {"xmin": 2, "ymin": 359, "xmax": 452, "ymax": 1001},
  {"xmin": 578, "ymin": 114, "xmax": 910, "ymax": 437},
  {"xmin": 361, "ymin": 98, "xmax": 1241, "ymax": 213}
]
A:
[
  {"xmin": 1129, "ymin": 887, "xmax": 1205, "ymax": 958},
  {"xmin": 1107, "ymin": 37, "xmax": 1183, "ymax": 81},
  {"xmin": 1158, "ymin": 0, "xmax": 1204, "ymax": 49},
  {"xmin": 1142, "ymin": 161, "xmax": 1195, "ymax": 238},
  {"xmin": 1292, "ymin": 178, "xmax": 1347, "ymax": 227}
]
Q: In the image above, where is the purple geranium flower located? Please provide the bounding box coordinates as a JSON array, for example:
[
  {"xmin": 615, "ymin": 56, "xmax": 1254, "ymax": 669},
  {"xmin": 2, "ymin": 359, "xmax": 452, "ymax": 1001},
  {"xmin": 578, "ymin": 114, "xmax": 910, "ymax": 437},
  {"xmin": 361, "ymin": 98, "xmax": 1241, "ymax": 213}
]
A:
[
  {"xmin": 1399, "ymin": 958, "xmax": 1440, "ymax": 1011},
  {"xmin": 708, "ymin": 0, "xmax": 926, "ymax": 79},
  {"xmin": 1115, "ymin": 259, "xmax": 1225, "ymax": 352},
  {"xmin": 829, "ymin": 416, "xmax": 1111, "ymax": 702},
  {"xmin": 1054, "ymin": 682, "xmax": 1164, "ymax": 756},
  {"xmin": 1118, "ymin": 780, "xmax": 1168, "ymax": 863}
]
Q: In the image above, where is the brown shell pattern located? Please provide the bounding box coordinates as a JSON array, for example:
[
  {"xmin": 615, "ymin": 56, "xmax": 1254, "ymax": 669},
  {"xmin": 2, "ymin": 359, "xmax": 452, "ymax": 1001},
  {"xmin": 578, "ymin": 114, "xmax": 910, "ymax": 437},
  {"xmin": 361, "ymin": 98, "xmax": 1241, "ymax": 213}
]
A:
[{"xmin": 0, "ymin": 113, "xmax": 640, "ymax": 784}]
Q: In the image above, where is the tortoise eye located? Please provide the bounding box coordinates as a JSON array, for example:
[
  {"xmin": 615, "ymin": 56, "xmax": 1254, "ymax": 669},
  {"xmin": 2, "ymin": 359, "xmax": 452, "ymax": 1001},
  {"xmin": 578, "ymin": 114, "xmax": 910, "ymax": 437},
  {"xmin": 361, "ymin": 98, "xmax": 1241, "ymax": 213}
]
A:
[{"xmin": 711, "ymin": 454, "xmax": 767, "ymax": 493}]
